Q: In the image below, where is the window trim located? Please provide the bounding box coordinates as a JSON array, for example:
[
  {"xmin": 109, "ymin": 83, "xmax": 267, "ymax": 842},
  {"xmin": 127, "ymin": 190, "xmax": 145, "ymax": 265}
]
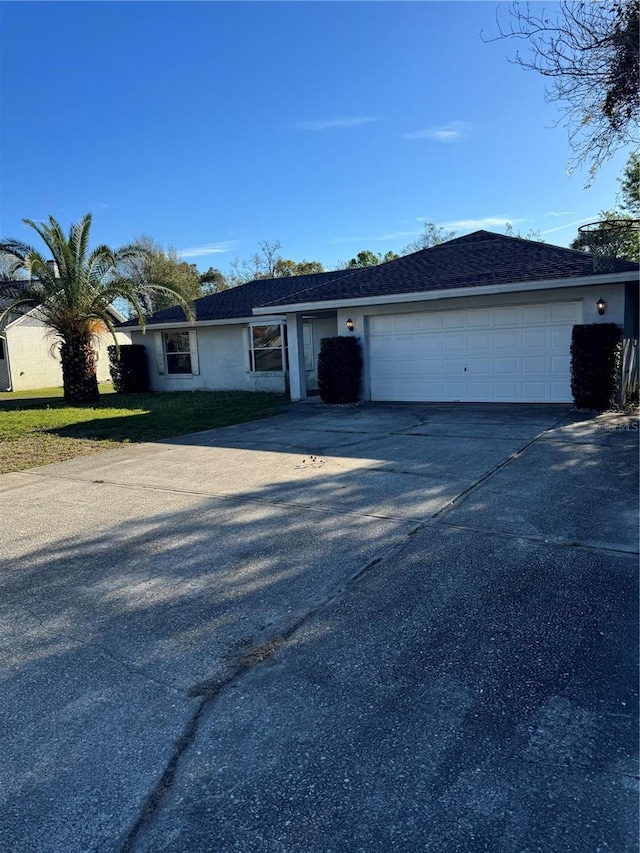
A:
[
  {"xmin": 246, "ymin": 322, "xmax": 288, "ymax": 374},
  {"xmin": 154, "ymin": 330, "xmax": 199, "ymax": 376}
]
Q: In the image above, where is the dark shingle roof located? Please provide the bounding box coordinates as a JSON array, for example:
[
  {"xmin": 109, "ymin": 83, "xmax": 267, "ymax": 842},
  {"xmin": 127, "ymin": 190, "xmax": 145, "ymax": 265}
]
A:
[
  {"xmin": 260, "ymin": 231, "xmax": 639, "ymax": 309},
  {"xmin": 118, "ymin": 231, "xmax": 639, "ymax": 327},
  {"xmin": 118, "ymin": 269, "xmax": 359, "ymax": 327}
]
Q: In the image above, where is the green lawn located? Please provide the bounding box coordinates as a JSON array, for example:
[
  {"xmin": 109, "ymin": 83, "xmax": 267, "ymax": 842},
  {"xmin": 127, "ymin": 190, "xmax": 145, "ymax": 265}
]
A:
[{"xmin": 0, "ymin": 388, "xmax": 285, "ymax": 474}]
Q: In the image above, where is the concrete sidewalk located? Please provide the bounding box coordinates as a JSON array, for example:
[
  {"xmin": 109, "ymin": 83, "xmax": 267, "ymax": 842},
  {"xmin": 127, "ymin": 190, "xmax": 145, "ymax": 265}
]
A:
[{"xmin": 0, "ymin": 403, "xmax": 637, "ymax": 851}]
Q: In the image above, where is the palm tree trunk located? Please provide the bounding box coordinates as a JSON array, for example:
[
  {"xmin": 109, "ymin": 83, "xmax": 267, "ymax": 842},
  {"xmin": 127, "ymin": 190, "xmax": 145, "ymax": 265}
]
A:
[{"xmin": 60, "ymin": 335, "xmax": 99, "ymax": 404}]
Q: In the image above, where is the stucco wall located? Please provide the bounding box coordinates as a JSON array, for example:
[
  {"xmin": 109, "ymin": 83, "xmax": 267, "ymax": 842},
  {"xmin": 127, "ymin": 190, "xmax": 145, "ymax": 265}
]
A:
[
  {"xmin": 133, "ymin": 317, "xmax": 339, "ymax": 395},
  {"xmin": 5, "ymin": 323, "xmax": 130, "ymax": 391},
  {"xmin": 132, "ymin": 324, "xmax": 288, "ymax": 394}
]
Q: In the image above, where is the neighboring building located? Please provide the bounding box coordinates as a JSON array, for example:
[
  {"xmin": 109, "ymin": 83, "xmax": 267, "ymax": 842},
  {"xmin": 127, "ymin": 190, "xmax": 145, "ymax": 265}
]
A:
[
  {"xmin": 122, "ymin": 231, "xmax": 639, "ymax": 404},
  {"xmin": 0, "ymin": 282, "xmax": 131, "ymax": 391}
]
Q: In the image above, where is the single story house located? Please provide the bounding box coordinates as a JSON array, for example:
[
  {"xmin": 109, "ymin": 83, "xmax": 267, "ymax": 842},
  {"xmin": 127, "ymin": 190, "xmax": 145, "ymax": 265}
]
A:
[
  {"xmin": 122, "ymin": 231, "xmax": 639, "ymax": 404},
  {"xmin": 0, "ymin": 282, "xmax": 130, "ymax": 391}
]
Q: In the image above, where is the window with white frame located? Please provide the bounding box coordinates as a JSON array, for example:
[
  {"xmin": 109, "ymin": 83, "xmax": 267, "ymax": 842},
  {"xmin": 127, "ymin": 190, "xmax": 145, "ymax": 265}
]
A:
[
  {"xmin": 154, "ymin": 330, "xmax": 199, "ymax": 376},
  {"xmin": 248, "ymin": 324, "xmax": 288, "ymax": 372}
]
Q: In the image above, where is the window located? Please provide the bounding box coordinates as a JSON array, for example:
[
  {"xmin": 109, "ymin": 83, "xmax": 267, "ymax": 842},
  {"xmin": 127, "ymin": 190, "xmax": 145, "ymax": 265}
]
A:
[
  {"xmin": 303, "ymin": 323, "xmax": 313, "ymax": 371},
  {"xmin": 164, "ymin": 332, "xmax": 192, "ymax": 374},
  {"xmin": 154, "ymin": 330, "xmax": 199, "ymax": 376},
  {"xmin": 248, "ymin": 324, "xmax": 288, "ymax": 372},
  {"xmin": 0, "ymin": 338, "xmax": 5, "ymax": 360}
]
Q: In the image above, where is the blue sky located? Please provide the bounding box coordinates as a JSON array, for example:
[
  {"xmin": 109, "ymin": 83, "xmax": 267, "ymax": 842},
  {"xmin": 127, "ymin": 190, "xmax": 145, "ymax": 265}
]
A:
[{"xmin": 0, "ymin": 1, "xmax": 633, "ymax": 272}]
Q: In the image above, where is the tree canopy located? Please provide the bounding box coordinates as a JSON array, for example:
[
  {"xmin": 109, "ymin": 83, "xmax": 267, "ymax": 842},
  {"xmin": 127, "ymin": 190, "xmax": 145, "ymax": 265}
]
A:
[
  {"xmin": 343, "ymin": 250, "xmax": 400, "ymax": 269},
  {"xmin": 0, "ymin": 214, "xmax": 194, "ymax": 402},
  {"xmin": 489, "ymin": 1, "xmax": 639, "ymax": 181},
  {"xmin": 123, "ymin": 235, "xmax": 203, "ymax": 314}
]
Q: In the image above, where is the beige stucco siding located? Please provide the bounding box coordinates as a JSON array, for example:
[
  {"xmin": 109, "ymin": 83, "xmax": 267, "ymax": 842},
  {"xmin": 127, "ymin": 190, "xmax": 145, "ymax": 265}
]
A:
[{"xmin": 4, "ymin": 321, "xmax": 131, "ymax": 391}]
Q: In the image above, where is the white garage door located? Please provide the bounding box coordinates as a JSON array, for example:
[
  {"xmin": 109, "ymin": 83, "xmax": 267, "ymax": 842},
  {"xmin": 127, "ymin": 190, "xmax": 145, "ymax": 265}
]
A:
[{"xmin": 369, "ymin": 302, "xmax": 582, "ymax": 402}]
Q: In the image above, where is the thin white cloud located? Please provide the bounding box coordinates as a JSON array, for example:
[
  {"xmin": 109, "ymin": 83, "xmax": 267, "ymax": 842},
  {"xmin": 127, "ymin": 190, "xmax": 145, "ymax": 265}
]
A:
[
  {"xmin": 179, "ymin": 241, "xmax": 236, "ymax": 258},
  {"xmin": 541, "ymin": 217, "xmax": 594, "ymax": 236},
  {"xmin": 325, "ymin": 230, "xmax": 420, "ymax": 245},
  {"xmin": 544, "ymin": 210, "xmax": 574, "ymax": 217},
  {"xmin": 404, "ymin": 121, "xmax": 468, "ymax": 143},
  {"xmin": 291, "ymin": 116, "xmax": 380, "ymax": 131},
  {"xmin": 430, "ymin": 216, "xmax": 515, "ymax": 230}
]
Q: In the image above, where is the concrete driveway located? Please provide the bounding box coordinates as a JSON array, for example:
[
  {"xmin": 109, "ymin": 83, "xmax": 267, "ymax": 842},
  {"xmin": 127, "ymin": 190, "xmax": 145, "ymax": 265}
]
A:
[{"xmin": 1, "ymin": 402, "xmax": 637, "ymax": 852}]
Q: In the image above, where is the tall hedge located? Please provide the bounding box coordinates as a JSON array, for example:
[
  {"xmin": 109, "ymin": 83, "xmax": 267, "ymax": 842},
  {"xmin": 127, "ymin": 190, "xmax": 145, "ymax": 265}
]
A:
[
  {"xmin": 570, "ymin": 323, "xmax": 622, "ymax": 410},
  {"xmin": 108, "ymin": 344, "xmax": 150, "ymax": 394},
  {"xmin": 317, "ymin": 336, "xmax": 362, "ymax": 404}
]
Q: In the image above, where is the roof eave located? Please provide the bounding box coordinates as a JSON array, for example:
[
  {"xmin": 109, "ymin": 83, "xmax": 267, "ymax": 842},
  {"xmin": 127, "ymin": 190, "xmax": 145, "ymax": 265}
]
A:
[
  {"xmin": 121, "ymin": 313, "xmax": 287, "ymax": 332},
  {"xmin": 252, "ymin": 270, "xmax": 638, "ymax": 315}
]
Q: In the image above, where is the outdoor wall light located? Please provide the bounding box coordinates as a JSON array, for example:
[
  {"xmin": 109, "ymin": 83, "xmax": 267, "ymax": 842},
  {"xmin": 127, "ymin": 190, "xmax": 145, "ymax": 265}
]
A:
[
  {"xmin": 596, "ymin": 298, "xmax": 606, "ymax": 315},
  {"xmin": 346, "ymin": 318, "xmax": 355, "ymax": 332}
]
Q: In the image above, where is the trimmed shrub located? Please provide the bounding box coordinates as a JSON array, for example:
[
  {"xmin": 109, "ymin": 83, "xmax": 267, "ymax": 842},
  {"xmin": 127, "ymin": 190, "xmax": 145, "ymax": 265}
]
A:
[
  {"xmin": 108, "ymin": 344, "xmax": 150, "ymax": 394},
  {"xmin": 317, "ymin": 336, "xmax": 362, "ymax": 404},
  {"xmin": 570, "ymin": 323, "xmax": 622, "ymax": 410}
]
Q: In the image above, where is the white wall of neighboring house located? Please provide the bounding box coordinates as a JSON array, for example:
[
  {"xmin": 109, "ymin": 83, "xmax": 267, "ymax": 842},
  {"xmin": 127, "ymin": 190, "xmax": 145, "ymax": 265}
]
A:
[{"xmin": 1, "ymin": 313, "xmax": 131, "ymax": 391}]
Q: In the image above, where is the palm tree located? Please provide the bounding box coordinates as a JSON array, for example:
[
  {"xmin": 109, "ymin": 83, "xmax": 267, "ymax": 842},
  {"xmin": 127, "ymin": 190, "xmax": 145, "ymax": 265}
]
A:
[{"xmin": 0, "ymin": 214, "xmax": 194, "ymax": 403}]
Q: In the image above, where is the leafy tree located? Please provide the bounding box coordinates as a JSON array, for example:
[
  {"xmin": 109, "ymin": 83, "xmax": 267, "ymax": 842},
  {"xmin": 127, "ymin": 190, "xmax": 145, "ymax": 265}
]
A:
[
  {"xmin": 619, "ymin": 150, "xmax": 640, "ymax": 216},
  {"xmin": 569, "ymin": 151, "xmax": 639, "ymax": 262},
  {"xmin": 570, "ymin": 209, "xmax": 639, "ymax": 262},
  {"xmin": 343, "ymin": 249, "xmax": 400, "ymax": 269},
  {"xmin": 124, "ymin": 235, "xmax": 203, "ymax": 314},
  {"xmin": 200, "ymin": 266, "xmax": 229, "ymax": 294},
  {"xmin": 0, "ymin": 214, "xmax": 194, "ymax": 403},
  {"xmin": 273, "ymin": 258, "xmax": 325, "ymax": 277},
  {"xmin": 489, "ymin": 1, "xmax": 639, "ymax": 181},
  {"xmin": 403, "ymin": 222, "xmax": 456, "ymax": 254}
]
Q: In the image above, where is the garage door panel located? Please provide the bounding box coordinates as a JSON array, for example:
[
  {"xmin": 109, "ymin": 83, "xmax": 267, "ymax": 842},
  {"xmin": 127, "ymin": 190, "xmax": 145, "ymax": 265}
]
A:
[
  {"xmin": 522, "ymin": 381, "xmax": 547, "ymax": 400},
  {"xmin": 369, "ymin": 302, "xmax": 580, "ymax": 402},
  {"xmin": 468, "ymin": 357, "xmax": 492, "ymax": 375},
  {"xmin": 522, "ymin": 329, "xmax": 549, "ymax": 349},
  {"xmin": 494, "ymin": 330, "xmax": 518, "ymax": 348},
  {"xmin": 522, "ymin": 356, "xmax": 547, "ymax": 374},
  {"xmin": 442, "ymin": 358, "xmax": 465, "ymax": 375},
  {"xmin": 494, "ymin": 307, "xmax": 521, "ymax": 325},
  {"xmin": 467, "ymin": 332, "xmax": 492, "ymax": 352},
  {"xmin": 418, "ymin": 359, "xmax": 442, "ymax": 375},
  {"xmin": 417, "ymin": 337, "xmax": 441, "ymax": 354},
  {"xmin": 442, "ymin": 334, "xmax": 465, "ymax": 353},
  {"xmin": 550, "ymin": 327, "xmax": 571, "ymax": 348},
  {"xmin": 551, "ymin": 380, "xmax": 572, "ymax": 400},
  {"xmin": 369, "ymin": 316, "xmax": 394, "ymax": 334},
  {"xmin": 417, "ymin": 313, "xmax": 442, "ymax": 330},
  {"xmin": 442, "ymin": 312, "xmax": 466, "ymax": 329},
  {"xmin": 522, "ymin": 304, "xmax": 548, "ymax": 324},
  {"xmin": 467, "ymin": 308, "xmax": 493, "ymax": 327},
  {"xmin": 495, "ymin": 356, "xmax": 518, "ymax": 374},
  {"xmin": 394, "ymin": 316, "xmax": 419, "ymax": 332},
  {"xmin": 495, "ymin": 381, "xmax": 519, "ymax": 399}
]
